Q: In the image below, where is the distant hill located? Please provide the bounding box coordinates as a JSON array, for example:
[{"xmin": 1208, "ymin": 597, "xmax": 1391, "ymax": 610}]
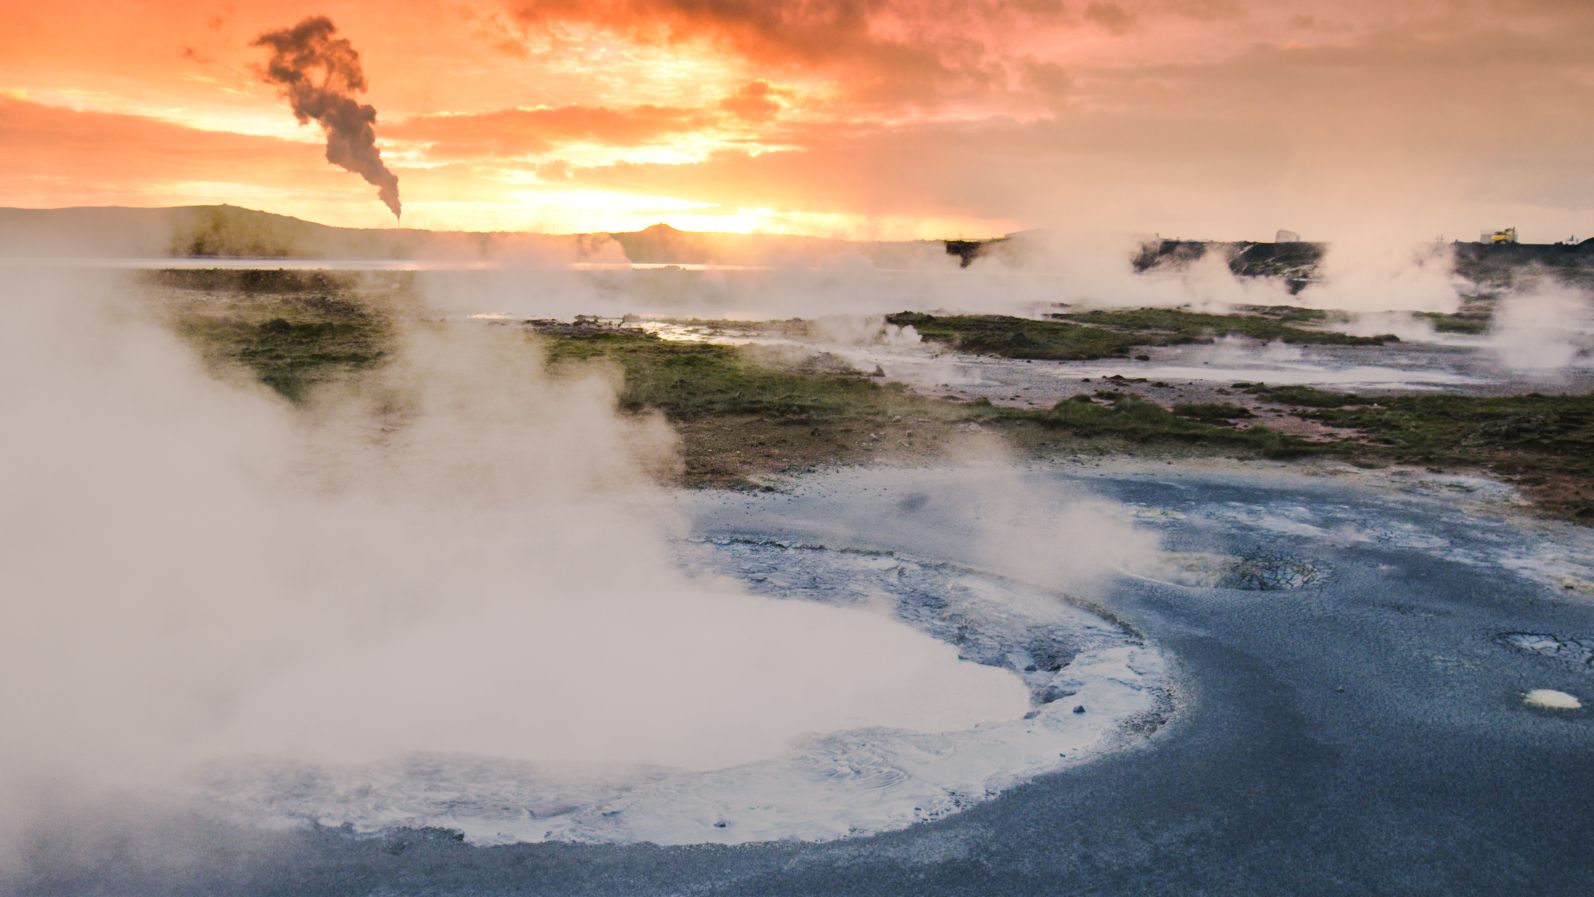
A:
[
  {"xmin": 0, "ymin": 205, "xmax": 946, "ymax": 267},
  {"xmin": 11, "ymin": 205, "xmax": 1583, "ymax": 281},
  {"xmin": 0, "ymin": 205, "xmax": 579, "ymax": 261}
]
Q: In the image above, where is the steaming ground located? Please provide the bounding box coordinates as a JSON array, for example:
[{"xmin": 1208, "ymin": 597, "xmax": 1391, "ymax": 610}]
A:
[
  {"xmin": 12, "ymin": 460, "xmax": 1594, "ymax": 895},
  {"xmin": 0, "ymin": 266, "xmax": 1165, "ymax": 858},
  {"xmin": 640, "ymin": 316, "xmax": 1594, "ymax": 408},
  {"xmin": 6, "ymin": 252, "xmax": 1594, "ymax": 892},
  {"xmin": 200, "ymin": 542, "xmax": 1166, "ymax": 845}
]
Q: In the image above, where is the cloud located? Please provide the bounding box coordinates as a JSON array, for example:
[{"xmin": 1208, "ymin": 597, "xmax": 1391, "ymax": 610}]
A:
[
  {"xmin": 0, "ymin": 97, "xmax": 331, "ymax": 198},
  {"xmin": 1022, "ymin": 60, "xmax": 1073, "ymax": 111},
  {"xmin": 0, "ymin": 98, "xmax": 423, "ymax": 229},
  {"xmin": 549, "ymin": 112, "xmax": 1294, "ymax": 228},
  {"xmin": 386, "ymin": 104, "xmax": 713, "ymax": 159},
  {"xmin": 1084, "ymin": 1, "xmax": 1137, "ymax": 34},
  {"xmin": 7, "ymin": 0, "xmax": 1594, "ymax": 236},
  {"xmin": 385, "ymin": 79, "xmax": 792, "ymax": 162},
  {"xmin": 504, "ymin": 0, "xmax": 1065, "ymax": 106},
  {"xmin": 511, "ymin": 0, "xmax": 911, "ymax": 66},
  {"xmin": 719, "ymin": 80, "xmax": 782, "ymax": 123}
]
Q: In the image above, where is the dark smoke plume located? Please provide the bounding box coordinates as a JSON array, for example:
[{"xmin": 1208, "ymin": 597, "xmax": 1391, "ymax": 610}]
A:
[{"xmin": 253, "ymin": 16, "xmax": 401, "ymax": 220}]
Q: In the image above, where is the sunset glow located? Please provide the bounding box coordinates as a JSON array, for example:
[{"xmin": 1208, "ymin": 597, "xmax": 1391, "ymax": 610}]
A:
[{"xmin": 2, "ymin": 1, "xmax": 1592, "ymax": 239}]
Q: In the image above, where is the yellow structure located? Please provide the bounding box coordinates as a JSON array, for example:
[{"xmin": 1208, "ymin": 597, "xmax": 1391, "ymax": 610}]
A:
[{"xmin": 1488, "ymin": 226, "xmax": 1518, "ymax": 244}]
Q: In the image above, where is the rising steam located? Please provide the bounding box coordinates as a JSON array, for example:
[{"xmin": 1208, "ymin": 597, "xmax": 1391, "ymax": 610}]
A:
[
  {"xmin": 253, "ymin": 16, "xmax": 401, "ymax": 220},
  {"xmin": 0, "ymin": 265, "xmax": 1032, "ymax": 843}
]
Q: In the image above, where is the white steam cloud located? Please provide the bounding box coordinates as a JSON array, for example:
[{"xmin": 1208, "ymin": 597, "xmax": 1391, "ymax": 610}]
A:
[
  {"xmin": 0, "ymin": 267, "xmax": 1035, "ymax": 841},
  {"xmin": 1487, "ymin": 280, "xmax": 1594, "ymax": 373},
  {"xmin": 1299, "ymin": 238, "xmax": 1463, "ymax": 313}
]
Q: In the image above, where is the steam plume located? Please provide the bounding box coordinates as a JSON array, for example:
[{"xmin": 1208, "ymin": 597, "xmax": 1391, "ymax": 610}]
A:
[{"xmin": 253, "ymin": 16, "xmax": 401, "ymax": 220}]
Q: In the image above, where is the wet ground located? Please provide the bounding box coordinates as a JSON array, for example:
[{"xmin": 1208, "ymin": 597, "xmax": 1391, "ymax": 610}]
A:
[
  {"xmin": 13, "ymin": 461, "xmax": 1593, "ymax": 896},
  {"xmin": 643, "ymin": 317, "xmax": 1594, "ymax": 408},
  {"xmin": 640, "ymin": 317, "xmax": 1594, "ymax": 445}
]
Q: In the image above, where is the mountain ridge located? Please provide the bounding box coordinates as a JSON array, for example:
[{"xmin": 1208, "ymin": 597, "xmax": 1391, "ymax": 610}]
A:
[{"xmin": 0, "ymin": 204, "xmax": 929, "ymax": 266}]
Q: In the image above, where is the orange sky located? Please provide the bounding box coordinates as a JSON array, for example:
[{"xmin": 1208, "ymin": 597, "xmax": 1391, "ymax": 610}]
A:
[{"xmin": 1, "ymin": 0, "xmax": 1591, "ymax": 240}]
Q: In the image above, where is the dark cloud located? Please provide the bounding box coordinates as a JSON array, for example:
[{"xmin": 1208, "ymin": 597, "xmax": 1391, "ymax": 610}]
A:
[
  {"xmin": 1084, "ymin": 2, "xmax": 1137, "ymax": 34},
  {"xmin": 253, "ymin": 16, "xmax": 401, "ymax": 219}
]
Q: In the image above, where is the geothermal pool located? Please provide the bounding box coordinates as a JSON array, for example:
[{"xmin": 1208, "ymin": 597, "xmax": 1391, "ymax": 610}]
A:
[
  {"xmin": 200, "ymin": 537, "xmax": 1168, "ymax": 846},
  {"xmin": 195, "ymin": 459, "xmax": 1594, "ymax": 855},
  {"xmin": 11, "ymin": 460, "xmax": 1594, "ymax": 896}
]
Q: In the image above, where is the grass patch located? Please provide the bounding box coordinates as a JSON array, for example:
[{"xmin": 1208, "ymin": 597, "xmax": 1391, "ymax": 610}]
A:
[
  {"xmin": 1234, "ymin": 304, "xmax": 1336, "ymax": 324},
  {"xmin": 1275, "ymin": 392, "xmax": 1594, "ymax": 460},
  {"xmin": 1248, "ymin": 384, "xmax": 1594, "ymax": 519},
  {"xmin": 537, "ymin": 326, "xmax": 981, "ymax": 485},
  {"xmin": 885, "ymin": 312, "xmax": 1195, "ymax": 360},
  {"xmin": 886, "ymin": 308, "xmax": 1396, "ymax": 362},
  {"xmin": 541, "ymin": 326, "xmax": 1336, "ymax": 480},
  {"xmin": 1240, "ymin": 384, "xmax": 1361, "ymax": 408},
  {"xmin": 151, "ymin": 269, "xmax": 342, "ymax": 294},
  {"xmin": 171, "ymin": 294, "xmax": 391, "ymax": 401},
  {"xmin": 1171, "ymin": 402, "xmax": 1256, "ymax": 423},
  {"xmin": 540, "ymin": 327, "xmax": 934, "ymax": 421},
  {"xmin": 1414, "ymin": 310, "xmax": 1492, "ymax": 335},
  {"xmin": 1050, "ymin": 308, "xmax": 1398, "ymax": 347},
  {"xmin": 987, "ymin": 393, "xmax": 1329, "ymax": 460}
]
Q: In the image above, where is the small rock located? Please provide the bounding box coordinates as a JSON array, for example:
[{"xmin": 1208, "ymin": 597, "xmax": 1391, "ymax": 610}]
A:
[
  {"xmin": 1072, "ymin": 705, "xmax": 1086, "ymax": 714},
  {"xmin": 1037, "ymin": 684, "xmax": 1077, "ymax": 704},
  {"xmin": 1524, "ymin": 689, "xmax": 1581, "ymax": 710}
]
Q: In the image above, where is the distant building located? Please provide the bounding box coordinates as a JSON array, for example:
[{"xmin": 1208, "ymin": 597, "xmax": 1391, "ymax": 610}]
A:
[
  {"xmin": 1275, "ymin": 229, "xmax": 1301, "ymax": 243},
  {"xmin": 1482, "ymin": 226, "xmax": 1518, "ymax": 244}
]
